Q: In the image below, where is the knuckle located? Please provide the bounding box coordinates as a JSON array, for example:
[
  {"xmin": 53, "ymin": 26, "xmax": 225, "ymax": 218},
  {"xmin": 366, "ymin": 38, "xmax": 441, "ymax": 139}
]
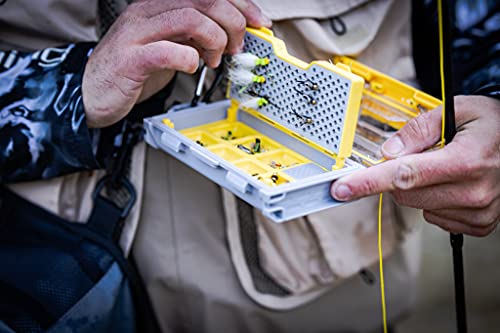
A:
[
  {"xmin": 476, "ymin": 137, "xmax": 500, "ymax": 169},
  {"xmin": 475, "ymin": 209, "xmax": 497, "ymax": 228},
  {"xmin": 134, "ymin": 52, "xmax": 150, "ymax": 69},
  {"xmin": 405, "ymin": 113, "xmax": 434, "ymax": 141},
  {"xmin": 393, "ymin": 162, "xmax": 419, "ymax": 190},
  {"xmin": 356, "ymin": 178, "xmax": 380, "ymax": 196},
  {"xmin": 485, "ymin": 211, "xmax": 499, "ymax": 227},
  {"xmin": 231, "ymin": 14, "xmax": 247, "ymax": 34},
  {"xmin": 179, "ymin": 8, "xmax": 203, "ymax": 30},
  {"xmin": 196, "ymin": 0, "xmax": 218, "ymax": 11},
  {"xmin": 161, "ymin": 45, "xmax": 197, "ymax": 72},
  {"xmin": 206, "ymin": 26, "xmax": 227, "ymax": 50},
  {"xmin": 468, "ymin": 186, "xmax": 494, "ymax": 208}
]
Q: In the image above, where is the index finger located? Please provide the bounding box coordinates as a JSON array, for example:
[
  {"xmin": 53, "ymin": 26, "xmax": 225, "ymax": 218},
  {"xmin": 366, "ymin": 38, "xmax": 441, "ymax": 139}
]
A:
[
  {"xmin": 228, "ymin": 0, "xmax": 272, "ymax": 28},
  {"xmin": 136, "ymin": 0, "xmax": 271, "ymax": 54},
  {"xmin": 330, "ymin": 144, "xmax": 464, "ymax": 201}
]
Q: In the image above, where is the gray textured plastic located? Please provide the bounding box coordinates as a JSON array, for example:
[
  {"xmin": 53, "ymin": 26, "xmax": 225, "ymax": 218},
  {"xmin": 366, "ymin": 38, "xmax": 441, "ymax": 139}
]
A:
[
  {"xmin": 229, "ymin": 32, "xmax": 352, "ymax": 155},
  {"xmin": 144, "ymin": 100, "xmax": 364, "ymax": 223}
]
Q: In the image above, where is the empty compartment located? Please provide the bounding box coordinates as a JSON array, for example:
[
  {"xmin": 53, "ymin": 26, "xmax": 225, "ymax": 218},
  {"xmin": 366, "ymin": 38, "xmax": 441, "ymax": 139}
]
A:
[
  {"xmin": 208, "ymin": 122, "xmax": 258, "ymax": 141},
  {"xmin": 258, "ymin": 171, "xmax": 294, "ymax": 187},
  {"xmin": 234, "ymin": 159, "xmax": 272, "ymax": 176},
  {"xmin": 257, "ymin": 149, "xmax": 308, "ymax": 170},
  {"xmin": 182, "ymin": 130, "xmax": 221, "ymax": 147},
  {"xmin": 208, "ymin": 145, "xmax": 247, "ymax": 162},
  {"xmin": 283, "ymin": 163, "xmax": 328, "ymax": 179},
  {"xmin": 232, "ymin": 135, "xmax": 280, "ymax": 154}
]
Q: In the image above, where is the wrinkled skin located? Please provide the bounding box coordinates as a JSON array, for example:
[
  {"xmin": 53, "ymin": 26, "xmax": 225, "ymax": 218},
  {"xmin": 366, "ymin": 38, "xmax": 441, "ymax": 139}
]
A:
[
  {"xmin": 83, "ymin": 0, "xmax": 271, "ymax": 128},
  {"xmin": 331, "ymin": 95, "xmax": 500, "ymax": 237}
]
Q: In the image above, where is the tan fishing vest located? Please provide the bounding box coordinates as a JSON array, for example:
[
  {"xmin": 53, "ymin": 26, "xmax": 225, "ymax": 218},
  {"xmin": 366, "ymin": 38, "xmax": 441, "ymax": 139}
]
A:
[{"xmin": 0, "ymin": 0, "xmax": 422, "ymax": 314}]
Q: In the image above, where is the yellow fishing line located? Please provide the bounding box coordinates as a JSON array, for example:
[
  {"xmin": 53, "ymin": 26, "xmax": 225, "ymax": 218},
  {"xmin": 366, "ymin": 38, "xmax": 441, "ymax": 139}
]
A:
[
  {"xmin": 378, "ymin": 2, "xmax": 447, "ymax": 332},
  {"xmin": 378, "ymin": 193, "xmax": 388, "ymax": 333},
  {"xmin": 437, "ymin": 0, "xmax": 446, "ymax": 147}
]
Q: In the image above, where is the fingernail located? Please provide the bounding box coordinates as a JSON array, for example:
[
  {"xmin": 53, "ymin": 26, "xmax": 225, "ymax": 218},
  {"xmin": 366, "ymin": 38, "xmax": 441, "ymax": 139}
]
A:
[
  {"xmin": 237, "ymin": 40, "xmax": 245, "ymax": 53},
  {"xmin": 208, "ymin": 55, "xmax": 221, "ymax": 68},
  {"xmin": 333, "ymin": 184, "xmax": 352, "ymax": 201},
  {"xmin": 382, "ymin": 136, "xmax": 404, "ymax": 157},
  {"xmin": 262, "ymin": 15, "xmax": 272, "ymax": 27}
]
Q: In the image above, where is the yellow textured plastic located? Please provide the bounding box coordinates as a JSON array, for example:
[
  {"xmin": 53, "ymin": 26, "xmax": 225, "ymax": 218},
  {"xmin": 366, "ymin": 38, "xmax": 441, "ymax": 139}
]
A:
[
  {"xmin": 334, "ymin": 56, "xmax": 441, "ymax": 128},
  {"xmin": 334, "ymin": 56, "xmax": 442, "ymax": 165},
  {"xmin": 180, "ymin": 120, "xmax": 327, "ymax": 186}
]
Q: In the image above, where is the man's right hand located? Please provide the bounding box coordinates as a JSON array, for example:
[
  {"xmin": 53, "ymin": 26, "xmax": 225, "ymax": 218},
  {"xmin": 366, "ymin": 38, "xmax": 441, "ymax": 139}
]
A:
[{"xmin": 82, "ymin": 0, "xmax": 271, "ymax": 128}]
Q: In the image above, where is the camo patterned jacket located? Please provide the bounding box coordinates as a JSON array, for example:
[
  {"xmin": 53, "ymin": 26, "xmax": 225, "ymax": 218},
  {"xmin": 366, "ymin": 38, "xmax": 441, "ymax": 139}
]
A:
[
  {"xmin": 0, "ymin": 43, "xmax": 102, "ymax": 183},
  {"xmin": 413, "ymin": 0, "xmax": 500, "ymax": 98}
]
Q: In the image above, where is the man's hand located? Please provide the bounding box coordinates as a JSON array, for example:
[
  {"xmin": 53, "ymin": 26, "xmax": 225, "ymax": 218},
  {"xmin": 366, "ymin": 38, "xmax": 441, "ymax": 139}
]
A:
[
  {"xmin": 83, "ymin": 0, "xmax": 271, "ymax": 128},
  {"xmin": 331, "ymin": 95, "xmax": 500, "ymax": 237}
]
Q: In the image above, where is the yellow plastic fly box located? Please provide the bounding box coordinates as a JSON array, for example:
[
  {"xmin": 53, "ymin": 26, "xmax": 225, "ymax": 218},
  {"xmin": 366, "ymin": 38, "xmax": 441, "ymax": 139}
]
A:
[{"xmin": 143, "ymin": 28, "xmax": 441, "ymax": 222}]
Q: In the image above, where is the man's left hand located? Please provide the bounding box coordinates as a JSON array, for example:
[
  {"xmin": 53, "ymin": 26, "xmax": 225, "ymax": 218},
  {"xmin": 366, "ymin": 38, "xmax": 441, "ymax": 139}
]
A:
[{"xmin": 331, "ymin": 95, "xmax": 500, "ymax": 237}]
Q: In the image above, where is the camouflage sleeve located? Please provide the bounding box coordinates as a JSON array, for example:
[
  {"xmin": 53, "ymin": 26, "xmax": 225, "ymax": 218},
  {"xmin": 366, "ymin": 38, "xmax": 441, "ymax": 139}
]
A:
[
  {"xmin": 0, "ymin": 43, "xmax": 103, "ymax": 183},
  {"xmin": 474, "ymin": 84, "xmax": 500, "ymax": 101}
]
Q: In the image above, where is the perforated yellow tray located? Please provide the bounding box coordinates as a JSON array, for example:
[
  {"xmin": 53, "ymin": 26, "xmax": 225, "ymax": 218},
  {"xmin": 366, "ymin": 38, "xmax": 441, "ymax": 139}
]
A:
[{"xmin": 227, "ymin": 28, "xmax": 364, "ymax": 171}]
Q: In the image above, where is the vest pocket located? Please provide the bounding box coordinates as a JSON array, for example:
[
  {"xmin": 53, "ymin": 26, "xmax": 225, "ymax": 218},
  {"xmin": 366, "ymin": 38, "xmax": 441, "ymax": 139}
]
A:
[{"xmin": 224, "ymin": 190, "xmax": 402, "ymax": 310}]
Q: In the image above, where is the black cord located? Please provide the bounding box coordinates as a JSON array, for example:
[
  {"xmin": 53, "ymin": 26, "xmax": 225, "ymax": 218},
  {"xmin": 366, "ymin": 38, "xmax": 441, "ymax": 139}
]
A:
[
  {"xmin": 440, "ymin": 1, "xmax": 467, "ymax": 332},
  {"xmin": 202, "ymin": 60, "xmax": 226, "ymax": 103}
]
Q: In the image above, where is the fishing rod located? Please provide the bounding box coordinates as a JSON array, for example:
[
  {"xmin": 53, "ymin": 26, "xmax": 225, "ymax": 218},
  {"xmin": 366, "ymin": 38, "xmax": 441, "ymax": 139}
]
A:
[{"xmin": 437, "ymin": 0, "xmax": 466, "ymax": 332}]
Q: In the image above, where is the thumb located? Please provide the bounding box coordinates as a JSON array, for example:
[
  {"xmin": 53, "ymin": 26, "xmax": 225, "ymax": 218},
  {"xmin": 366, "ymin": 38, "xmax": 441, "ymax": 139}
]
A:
[
  {"xmin": 381, "ymin": 106, "xmax": 443, "ymax": 159},
  {"xmin": 135, "ymin": 41, "xmax": 200, "ymax": 75}
]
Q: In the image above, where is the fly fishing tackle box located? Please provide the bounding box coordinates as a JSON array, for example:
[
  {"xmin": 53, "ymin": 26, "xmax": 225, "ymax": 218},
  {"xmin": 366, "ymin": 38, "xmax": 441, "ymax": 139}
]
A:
[{"xmin": 144, "ymin": 28, "xmax": 440, "ymax": 222}]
